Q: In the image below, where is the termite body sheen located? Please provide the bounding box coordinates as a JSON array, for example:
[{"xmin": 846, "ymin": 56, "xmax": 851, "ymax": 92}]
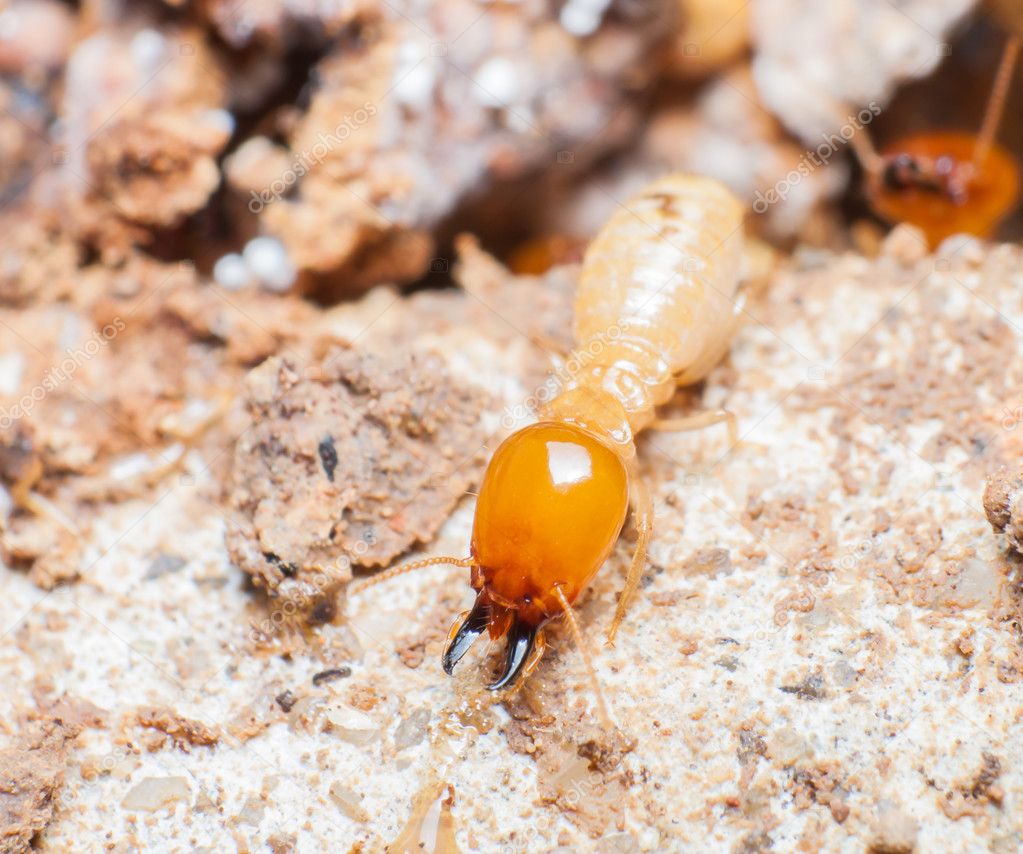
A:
[{"xmin": 449, "ymin": 173, "xmax": 746, "ymax": 689}]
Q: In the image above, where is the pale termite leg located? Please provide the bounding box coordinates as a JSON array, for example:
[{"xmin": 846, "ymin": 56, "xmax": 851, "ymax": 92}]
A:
[
  {"xmin": 742, "ymin": 239, "xmax": 778, "ymax": 301},
  {"xmin": 554, "ymin": 584, "xmax": 615, "ymax": 732},
  {"xmin": 529, "ymin": 332, "xmax": 572, "ymax": 382},
  {"xmin": 349, "ymin": 555, "xmax": 473, "ymax": 596},
  {"xmin": 649, "ymin": 409, "xmax": 738, "ymax": 449},
  {"xmin": 606, "ymin": 460, "xmax": 652, "ymax": 648},
  {"xmin": 531, "ymin": 332, "xmax": 571, "ymax": 359},
  {"xmin": 10, "ymin": 456, "xmax": 80, "ymax": 536},
  {"xmin": 129, "ymin": 391, "xmax": 235, "ymax": 492},
  {"xmin": 518, "ymin": 626, "xmax": 547, "ymax": 682}
]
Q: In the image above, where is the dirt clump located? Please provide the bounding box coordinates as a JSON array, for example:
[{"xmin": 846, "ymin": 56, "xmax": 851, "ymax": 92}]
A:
[
  {"xmin": 984, "ymin": 467, "xmax": 1023, "ymax": 553},
  {"xmin": 227, "ymin": 346, "xmax": 491, "ymax": 622}
]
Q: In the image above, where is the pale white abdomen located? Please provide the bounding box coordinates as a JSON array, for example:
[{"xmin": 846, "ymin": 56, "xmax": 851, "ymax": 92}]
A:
[{"xmin": 543, "ymin": 174, "xmax": 745, "ymax": 454}]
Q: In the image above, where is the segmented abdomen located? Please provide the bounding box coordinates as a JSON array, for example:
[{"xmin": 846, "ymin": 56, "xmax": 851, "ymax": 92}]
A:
[{"xmin": 543, "ymin": 174, "xmax": 745, "ymax": 454}]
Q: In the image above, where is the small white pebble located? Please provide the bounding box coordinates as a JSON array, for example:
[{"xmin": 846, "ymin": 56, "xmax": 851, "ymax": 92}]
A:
[
  {"xmin": 559, "ymin": 1, "xmax": 603, "ymax": 37},
  {"xmin": 0, "ymin": 351, "xmax": 25, "ymax": 396},
  {"xmin": 198, "ymin": 108, "xmax": 236, "ymax": 138},
  {"xmin": 212, "ymin": 253, "xmax": 251, "ymax": 290},
  {"xmin": 243, "ymin": 236, "xmax": 296, "ymax": 292},
  {"xmin": 0, "ymin": 11, "xmax": 14, "ymax": 41},
  {"xmin": 108, "ymin": 453, "xmax": 155, "ymax": 482},
  {"xmin": 503, "ymin": 108, "xmax": 536, "ymax": 133},
  {"xmin": 879, "ymin": 223, "xmax": 928, "ymax": 266},
  {"xmin": 129, "ymin": 29, "xmax": 166, "ymax": 71},
  {"xmin": 473, "ymin": 57, "xmax": 520, "ymax": 107},
  {"xmin": 324, "ymin": 705, "xmax": 379, "ymax": 746},
  {"xmin": 392, "ymin": 41, "xmax": 432, "ymax": 106},
  {"xmin": 936, "ymin": 233, "xmax": 985, "ymax": 267},
  {"xmin": 159, "ymin": 400, "xmax": 214, "ymax": 437},
  {"xmin": 394, "ymin": 62, "xmax": 436, "ymax": 108},
  {"xmin": 638, "ymin": 826, "xmax": 662, "ymax": 851},
  {"xmin": 122, "ymin": 777, "xmax": 190, "ymax": 812}
]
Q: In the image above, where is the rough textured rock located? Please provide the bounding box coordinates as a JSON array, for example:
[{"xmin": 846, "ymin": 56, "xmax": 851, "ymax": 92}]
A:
[
  {"xmin": 0, "ymin": 718, "xmax": 82, "ymax": 853},
  {"xmin": 751, "ymin": 0, "xmax": 976, "ymax": 140},
  {"xmin": 56, "ymin": 25, "xmax": 231, "ymax": 260},
  {"xmin": 226, "ymin": 347, "xmax": 491, "ymax": 620},
  {"xmin": 984, "ymin": 467, "xmax": 1023, "ymax": 553},
  {"xmin": 255, "ymin": 0, "xmax": 674, "ymax": 292}
]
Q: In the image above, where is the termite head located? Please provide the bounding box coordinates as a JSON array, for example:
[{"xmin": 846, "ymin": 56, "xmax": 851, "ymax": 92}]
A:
[
  {"xmin": 443, "ymin": 422, "xmax": 629, "ymax": 690},
  {"xmin": 868, "ymin": 131, "xmax": 1020, "ymax": 246},
  {"xmin": 879, "ymin": 150, "xmax": 969, "ymax": 204}
]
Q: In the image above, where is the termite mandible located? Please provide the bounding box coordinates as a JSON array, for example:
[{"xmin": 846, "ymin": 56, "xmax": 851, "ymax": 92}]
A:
[{"xmin": 352, "ymin": 173, "xmax": 746, "ymax": 694}]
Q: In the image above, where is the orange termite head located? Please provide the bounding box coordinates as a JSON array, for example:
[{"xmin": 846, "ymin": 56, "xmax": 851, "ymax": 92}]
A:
[
  {"xmin": 867, "ymin": 131, "xmax": 1020, "ymax": 247},
  {"xmin": 443, "ymin": 422, "xmax": 629, "ymax": 689}
]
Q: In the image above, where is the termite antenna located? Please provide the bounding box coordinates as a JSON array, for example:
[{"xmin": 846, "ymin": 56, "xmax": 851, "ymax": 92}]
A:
[
  {"xmin": 848, "ymin": 126, "xmax": 886, "ymax": 178},
  {"xmin": 349, "ymin": 555, "xmax": 473, "ymax": 597},
  {"xmin": 817, "ymin": 92, "xmax": 885, "ymax": 177},
  {"xmin": 974, "ymin": 34, "xmax": 1020, "ymax": 170},
  {"xmin": 553, "ymin": 585, "xmax": 616, "ymax": 733}
]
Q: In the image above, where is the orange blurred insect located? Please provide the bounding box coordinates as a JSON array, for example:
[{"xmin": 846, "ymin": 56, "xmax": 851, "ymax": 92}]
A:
[
  {"xmin": 353, "ymin": 174, "xmax": 745, "ymax": 696},
  {"xmin": 857, "ymin": 30, "xmax": 1021, "ymax": 246}
]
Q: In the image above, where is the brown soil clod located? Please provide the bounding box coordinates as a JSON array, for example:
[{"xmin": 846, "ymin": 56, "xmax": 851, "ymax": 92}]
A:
[
  {"xmin": 227, "ymin": 345, "xmax": 491, "ymax": 623},
  {"xmin": 135, "ymin": 707, "xmax": 220, "ymax": 751},
  {"xmin": 939, "ymin": 752, "xmax": 1004, "ymax": 820},
  {"xmin": 984, "ymin": 467, "xmax": 1023, "ymax": 553},
  {"xmin": 0, "ymin": 718, "xmax": 83, "ymax": 853}
]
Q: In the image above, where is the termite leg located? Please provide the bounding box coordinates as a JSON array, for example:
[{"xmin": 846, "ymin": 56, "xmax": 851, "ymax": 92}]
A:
[
  {"xmin": 531, "ymin": 332, "xmax": 570, "ymax": 360},
  {"xmin": 519, "ymin": 627, "xmax": 547, "ymax": 682},
  {"xmin": 529, "ymin": 332, "xmax": 572, "ymax": 382},
  {"xmin": 443, "ymin": 593, "xmax": 490, "ymax": 675},
  {"xmin": 649, "ymin": 409, "xmax": 738, "ymax": 448},
  {"xmin": 606, "ymin": 459, "xmax": 652, "ymax": 648},
  {"xmin": 9, "ymin": 456, "xmax": 80, "ymax": 536},
  {"xmin": 95, "ymin": 391, "xmax": 237, "ymax": 498},
  {"xmin": 554, "ymin": 585, "xmax": 614, "ymax": 732}
]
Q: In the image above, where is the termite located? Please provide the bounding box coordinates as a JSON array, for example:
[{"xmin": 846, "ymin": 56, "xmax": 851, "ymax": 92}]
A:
[
  {"xmin": 854, "ymin": 29, "xmax": 1021, "ymax": 246},
  {"xmin": 352, "ymin": 173, "xmax": 745, "ymax": 698}
]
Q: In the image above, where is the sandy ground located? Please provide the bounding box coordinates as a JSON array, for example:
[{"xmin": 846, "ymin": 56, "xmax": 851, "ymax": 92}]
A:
[{"xmin": 2, "ymin": 225, "xmax": 1023, "ymax": 852}]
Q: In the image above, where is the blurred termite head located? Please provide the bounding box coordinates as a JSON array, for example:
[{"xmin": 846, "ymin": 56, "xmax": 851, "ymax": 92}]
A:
[
  {"xmin": 868, "ymin": 131, "xmax": 1019, "ymax": 247},
  {"xmin": 443, "ymin": 422, "xmax": 628, "ymax": 689},
  {"xmin": 859, "ymin": 12, "xmax": 1023, "ymax": 247}
]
